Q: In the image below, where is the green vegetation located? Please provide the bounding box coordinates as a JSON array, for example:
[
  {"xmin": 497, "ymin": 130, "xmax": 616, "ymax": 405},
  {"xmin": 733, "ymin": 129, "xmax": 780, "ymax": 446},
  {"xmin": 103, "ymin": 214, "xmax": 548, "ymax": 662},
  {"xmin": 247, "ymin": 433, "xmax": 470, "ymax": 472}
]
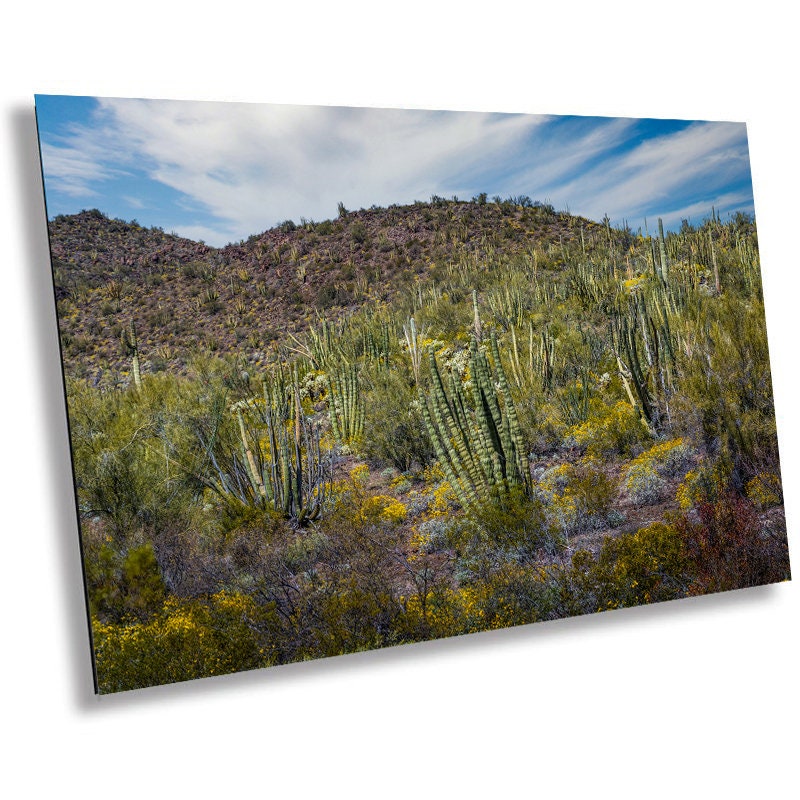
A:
[{"xmin": 52, "ymin": 200, "xmax": 790, "ymax": 692}]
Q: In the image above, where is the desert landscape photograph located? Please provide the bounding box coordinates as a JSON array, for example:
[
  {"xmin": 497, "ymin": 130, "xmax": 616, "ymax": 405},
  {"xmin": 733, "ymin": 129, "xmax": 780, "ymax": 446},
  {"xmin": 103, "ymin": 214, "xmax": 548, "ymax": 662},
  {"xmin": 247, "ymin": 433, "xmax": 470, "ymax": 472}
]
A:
[{"xmin": 36, "ymin": 97, "xmax": 790, "ymax": 693}]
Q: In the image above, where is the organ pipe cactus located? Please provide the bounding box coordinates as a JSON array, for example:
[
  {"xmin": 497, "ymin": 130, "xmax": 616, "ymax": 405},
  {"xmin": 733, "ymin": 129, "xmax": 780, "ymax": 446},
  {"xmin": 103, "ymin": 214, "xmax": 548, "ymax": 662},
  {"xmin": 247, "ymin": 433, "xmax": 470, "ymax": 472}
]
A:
[
  {"xmin": 419, "ymin": 333, "xmax": 530, "ymax": 510},
  {"xmin": 658, "ymin": 218, "xmax": 669, "ymax": 281},
  {"xmin": 325, "ymin": 361, "xmax": 365, "ymax": 444},
  {"xmin": 120, "ymin": 320, "xmax": 142, "ymax": 390},
  {"xmin": 403, "ymin": 317, "xmax": 423, "ymax": 385},
  {"xmin": 230, "ymin": 368, "xmax": 331, "ymax": 525},
  {"xmin": 472, "ymin": 289, "xmax": 482, "ymax": 342}
]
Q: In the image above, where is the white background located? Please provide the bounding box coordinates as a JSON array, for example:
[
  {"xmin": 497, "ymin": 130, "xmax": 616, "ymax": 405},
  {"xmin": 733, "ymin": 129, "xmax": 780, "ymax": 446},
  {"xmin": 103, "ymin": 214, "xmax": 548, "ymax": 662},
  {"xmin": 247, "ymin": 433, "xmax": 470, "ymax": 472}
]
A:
[{"xmin": 2, "ymin": 2, "xmax": 797, "ymax": 797}]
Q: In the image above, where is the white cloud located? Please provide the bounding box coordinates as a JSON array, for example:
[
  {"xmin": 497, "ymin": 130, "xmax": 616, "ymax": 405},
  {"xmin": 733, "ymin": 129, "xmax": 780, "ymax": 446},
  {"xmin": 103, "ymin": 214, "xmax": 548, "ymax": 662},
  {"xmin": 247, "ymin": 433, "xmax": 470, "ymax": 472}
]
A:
[
  {"xmin": 91, "ymin": 99, "xmax": 548, "ymax": 241},
  {"xmin": 38, "ymin": 98, "xmax": 754, "ymax": 245},
  {"xmin": 39, "ymin": 141, "xmax": 116, "ymax": 197},
  {"xmin": 545, "ymin": 121, "xmax": 750, "ymax": 224},
  {"xmin": 506, "ymin": 116, "xmax": 640, "ymax": 196},
  {"xmin": 172, "ymin": 223, "xmax": 241, "ymax": 245}
]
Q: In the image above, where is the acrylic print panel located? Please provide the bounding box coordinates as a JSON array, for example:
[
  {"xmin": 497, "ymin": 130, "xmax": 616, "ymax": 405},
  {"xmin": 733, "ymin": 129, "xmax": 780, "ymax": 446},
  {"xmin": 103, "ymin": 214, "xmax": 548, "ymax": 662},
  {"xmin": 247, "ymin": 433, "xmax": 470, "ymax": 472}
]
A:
[{"xmin": 35, "ymin": 96, "xmax": 791, "ymax": 694}]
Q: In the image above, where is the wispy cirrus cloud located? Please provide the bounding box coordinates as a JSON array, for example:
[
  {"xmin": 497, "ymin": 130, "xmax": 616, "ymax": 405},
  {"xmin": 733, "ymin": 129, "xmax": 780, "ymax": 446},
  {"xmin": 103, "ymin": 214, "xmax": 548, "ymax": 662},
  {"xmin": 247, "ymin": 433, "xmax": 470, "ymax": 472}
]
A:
[
  {"xmin": 542, "ymin": 120, "xmax": 751, "ymax": 226},
  {"xmin": 38, "ymin": 140, "xmax": 122, "ymax": 197},
  {"xmin": 36, "ymin": 97, "xmax": 755, "ymax": 246}
]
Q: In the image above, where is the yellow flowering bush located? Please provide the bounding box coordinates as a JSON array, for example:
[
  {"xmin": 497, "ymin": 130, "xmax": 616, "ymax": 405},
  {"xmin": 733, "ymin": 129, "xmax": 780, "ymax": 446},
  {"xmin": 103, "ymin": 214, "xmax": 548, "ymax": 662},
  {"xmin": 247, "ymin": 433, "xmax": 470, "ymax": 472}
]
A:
[
  {"xmin": 622, "ymin": 275, "xmax": 645, "ymax": 293},
  {"xmin": 538, "ymin": 459, "xmax": 616, "ymax": 534},
  {"xmin": 396, "ymin": 588, "xmax": 467, "ymax": 639},
  {"xmin": 675, "ymin": 459, "xmax": 730, "ymax": 510},
  {"xmin": 638, "ymin": 438, "xmax": 695, "ymax": 477},
  {"xmin": 567, "ymin": 399, "xmax": 649, "ymax": 457},
  {"xmin": 624, "ymin": 438, "xmax": 694, "ymax": 506},
  {"xmin": 350, "ymin": 463, "xmax": 369, "ymax": 488},
  {"xmin": 389, "ymin": 473, "xmax": 412, "ymax": 492},
  {"xmin": 422, "ymin": 462, "xmax": 447, "ymax": 483},
  {"xmin": 409, "ymin": 478, "xmax": 459, "ymax": 555},
  {"xmin": 428, "ymin": 480, "xmax": 458, "ymax": 516},
  {"xmin": 560, "ymin": 522, "xmax": 690, "ymax": 613},
  {"xmin": 359, "ymin": 495, "xmax": 407, "ymax": 524},
  {"xmin": 745, "ymin": 472, "xmax": 782, "ymax": 510},
  {"xmin": 92, "ymin": 591, "xmax": 272, "ymax": 693},
  {"xmin": 397, "ymin": 563, "xmax": 559, "ymax": 639}
]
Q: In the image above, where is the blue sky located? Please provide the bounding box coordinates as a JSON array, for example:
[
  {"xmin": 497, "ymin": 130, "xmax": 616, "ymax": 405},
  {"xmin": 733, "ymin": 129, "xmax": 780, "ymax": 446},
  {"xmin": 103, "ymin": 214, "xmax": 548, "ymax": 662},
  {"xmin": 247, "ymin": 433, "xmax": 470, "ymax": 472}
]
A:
[{"xmin": 35, "ymin": 96, "xmax": 755, "ymax": 248}]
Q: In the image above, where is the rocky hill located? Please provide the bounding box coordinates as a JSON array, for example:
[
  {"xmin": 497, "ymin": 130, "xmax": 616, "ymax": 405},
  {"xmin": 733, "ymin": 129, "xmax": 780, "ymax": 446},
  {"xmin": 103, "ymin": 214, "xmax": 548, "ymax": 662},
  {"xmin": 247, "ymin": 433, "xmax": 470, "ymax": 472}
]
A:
[{"xmin": 49, "ymin": 199, "xmax": 616, "ymax": 383}]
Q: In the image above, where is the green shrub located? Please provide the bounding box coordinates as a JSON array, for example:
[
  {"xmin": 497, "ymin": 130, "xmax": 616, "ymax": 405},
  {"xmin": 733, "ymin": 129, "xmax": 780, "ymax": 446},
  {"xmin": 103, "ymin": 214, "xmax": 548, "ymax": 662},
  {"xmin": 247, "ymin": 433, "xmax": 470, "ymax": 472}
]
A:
[
  {"xmin": 559, "ymin": 522, "xmax": 691, "ymax": 614},
  {"xmin": 361, "ymin": 371, "xmax": 434, "ymax": 471},
  {"xmin": 624, "ymin": 462, "xmax": 666, "ymax": 506},
  {"xmin": 83, "ymin": 533, "xmax": 167, "ymax": 624},
  {"xmin": 450, "ymin": 487, "xmax": 556, "ymax": 581}
]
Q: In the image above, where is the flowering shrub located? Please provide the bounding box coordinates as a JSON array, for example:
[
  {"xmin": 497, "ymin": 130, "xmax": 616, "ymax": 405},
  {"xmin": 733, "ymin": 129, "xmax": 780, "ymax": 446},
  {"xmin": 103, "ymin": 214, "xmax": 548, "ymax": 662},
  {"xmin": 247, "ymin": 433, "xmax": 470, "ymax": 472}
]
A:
[
  {"xmin": 92, "ymin": 592, "xmax": 271, "ymax": 693},
  {"xmin": 538, "ymin": 459, "xmax": 616, "ymax": 534},
  {"xmin": 558, "ymin": 522, "xmax": 691, "ymax": 613},
  {"xmin": 676, "ymin": 459, "xmax": 730, "ymax": 510},
  {"xmin": 622, "ymin": 275, "xmax": 645, "ymax": 293},
  {"xmin": 745, "ymin": 472, "xmax": 782, "ymax": 510},
  {"xmin": 428, "ymin": 480, "xmax": 458, "ymax": 515},
  {"xmin": 644, "ymin": 438, "xmax": 695, "ymax": 477},
  {"xmin": 566, "ymin": 399, "xmax": 649, "ymax": 457},
  {"xmin": 389, "ymin": 473, "xmax": 413, "ymax": 493},
  {"xmin": 395, "ymin": 588, "xmax": 468, "ymax": 639},
  {"xmin": 350, "ymin": 463, "xmax": 369, "ymax": 487},
  {"xmin": 359, "ymin": 495, "xmax": 407, "ymax": 524},
  {"xmin": 395, "ymin": 569, "xmax": 555, "ymax": 640},
  {"xmin": 624, "ymin": 438, "xmax": 695, "ymax": 506}
]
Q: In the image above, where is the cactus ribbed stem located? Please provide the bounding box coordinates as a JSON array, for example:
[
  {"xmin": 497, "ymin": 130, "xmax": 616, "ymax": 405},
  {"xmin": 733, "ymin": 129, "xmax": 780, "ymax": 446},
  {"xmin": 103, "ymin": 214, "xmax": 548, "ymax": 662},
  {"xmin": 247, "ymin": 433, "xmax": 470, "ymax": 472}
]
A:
[
  {"xmin": 658, "ymin": 218, "xmax": 669, "ymax": 281},
  {"xmin": 420, "ymin": 337, "xmax": 530, "ymax": 509}
]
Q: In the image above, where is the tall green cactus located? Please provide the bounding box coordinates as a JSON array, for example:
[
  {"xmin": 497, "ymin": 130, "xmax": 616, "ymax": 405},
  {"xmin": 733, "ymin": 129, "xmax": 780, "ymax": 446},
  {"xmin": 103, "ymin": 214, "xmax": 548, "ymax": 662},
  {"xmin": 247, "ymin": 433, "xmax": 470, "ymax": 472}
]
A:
[
  {"xmin": 657, "ymin": 217, "xmax": 669, "ymax": 281},
  {"xmin": 231, "ymin": 367, "xmax": 331, "ymax": 525},
  {"xmin": 610, "ymin": 279, "xmax": 680, "ymax": 431},
  {"xmin": 120, "ymin": 320, "xmax": 142, "ymax": 390},
  {"xmin": 419, "ymin": 332, "xmax": 530, "ymax": 510},
  {"xmin": 325, "ymin": 361, "xmax": 365, "ymax": 445},
  {"xmin": 403, "ymin": 317, "xmax": 423, "ymax": 385}
]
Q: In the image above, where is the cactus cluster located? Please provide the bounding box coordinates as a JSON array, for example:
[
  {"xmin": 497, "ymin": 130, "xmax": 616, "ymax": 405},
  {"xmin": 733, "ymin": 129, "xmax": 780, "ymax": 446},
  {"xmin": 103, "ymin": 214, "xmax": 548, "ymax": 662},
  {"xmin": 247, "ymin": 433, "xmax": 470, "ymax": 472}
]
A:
[
  {"xmin": 610, "ymin": 279, "xmax": 679, "ymax": 429},
  {"xmin": 325, "ymin": 361, "xmax": 365, "ymax": 445},
  {"xmin": 361, "ymin": 322, "xmax": 391, "ymax": 369},
  {"xmin": 232, "ymin": 366, "xmax": 331, "ymax": 525},
  {"xmin": 419, "ymin": 331, "xmax": 530, "ymax": 510}
]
